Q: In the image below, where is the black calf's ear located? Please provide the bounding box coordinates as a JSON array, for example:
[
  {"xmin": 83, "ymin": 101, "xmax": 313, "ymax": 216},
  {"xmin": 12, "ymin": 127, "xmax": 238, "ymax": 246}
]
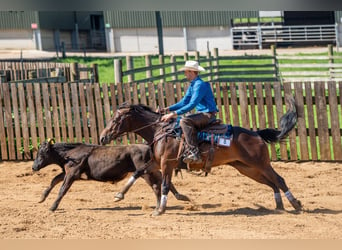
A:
[{"xmin": 47, "ymin": 138, "xmax": 55, "ymax": 145}]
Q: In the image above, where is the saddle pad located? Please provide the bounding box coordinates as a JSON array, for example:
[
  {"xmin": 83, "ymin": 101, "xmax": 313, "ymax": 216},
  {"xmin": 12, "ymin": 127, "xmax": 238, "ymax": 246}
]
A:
[{"xmin": 197, "ymin": 124, "xmax": 233, "ymax": 147}]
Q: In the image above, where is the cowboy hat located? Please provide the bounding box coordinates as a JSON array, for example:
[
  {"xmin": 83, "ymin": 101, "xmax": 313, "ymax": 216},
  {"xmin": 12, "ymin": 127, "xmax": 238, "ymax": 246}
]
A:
[{"xmin": 179, "ymin": 60, "xmax": 205, "ymax": 72}]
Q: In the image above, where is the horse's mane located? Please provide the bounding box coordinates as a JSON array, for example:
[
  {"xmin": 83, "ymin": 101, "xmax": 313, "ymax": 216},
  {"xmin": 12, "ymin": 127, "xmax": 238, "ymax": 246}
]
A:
[{"xmin": 118, "ymin": 102, "xmax": 158, "ymax": 115}]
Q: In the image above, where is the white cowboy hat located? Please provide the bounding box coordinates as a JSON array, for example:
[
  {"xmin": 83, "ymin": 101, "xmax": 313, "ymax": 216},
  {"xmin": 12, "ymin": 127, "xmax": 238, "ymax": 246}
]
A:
[{"xmin": 179, "ymin": 60, "xmax": 205, "ymax": 72}]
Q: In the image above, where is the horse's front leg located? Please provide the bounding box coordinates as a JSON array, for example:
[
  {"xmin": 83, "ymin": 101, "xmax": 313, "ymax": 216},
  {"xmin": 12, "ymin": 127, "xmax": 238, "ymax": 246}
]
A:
[
  {"xmin": 50, "ymin": 174, "xmax": 76, "ymax": 211},
  {"xmin": 152, "ymin": 164, "xmax": 173, "ymax": 216},
  {"xmin": 144, "ymin": 166, "xmax": 190, "ymax": 203},
  {"xmin": 39, "ymin": 172, "xmax": 65, "ymax": 203},
  {"xmin": 50, "ymin": 164, "xmax": 82, "ymax": 211},
  {"xmin": 139, "ymin": 170, "xmax": 162, "ymax": 210}
]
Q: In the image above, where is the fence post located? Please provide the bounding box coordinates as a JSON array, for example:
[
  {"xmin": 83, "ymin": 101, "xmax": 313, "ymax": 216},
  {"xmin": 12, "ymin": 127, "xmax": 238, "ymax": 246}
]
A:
[
  {"xmin": 114, "ymin": 59, "xmax": 123, "ymax": 84},
  {"xmin": 61, "ymin": 42, "xmax": 66, "ymax": 58},
  {"xmin": 126, "ymin": 55, "xmax": 134, "ymax": 83},
  {"xmin": 70, "ymin": 62, "xmax": 79, "ymax": 82},
  {"xmin": 257, "ymin": 25, "xmax": 262, "ymax": 49},
  {"xmin": 328, "ymin": 44, "xmax": 334, "ymax": 64},
  {"xmin": 206, "ymin": 50, "xmax": 212, "ymax": 81},
  {"xmin": 328, "ymin": 44, "xmax": 334, "ymax": 78},
  {"xmin": 194, "ymin": 51, "xmax": 200, "ymax": 61},
  {"xmin": 184, "ymin": 52, "xmax": 189, "ymax": 61},
  {"xmin": 171, "ymin": 55, "xmax": 177, "ymax": 81},
  {"xmin": 335, "ymin": 23, "xmax": 340, "ymax": 52},
  {"xmin": 159, "ymin": 54, "xmax": 165, "ymax": 83},
  {"xmin": 92, "ymin": 63, "xmax": 99, "ymax": 83},
  {"xmin": 271, "ymin": 45, "xmax": 279, "ymax": 81},
  {"xmin": 145, "ymin": 55, "xmax": 152, "ymax": 80},
  {"xmin": 213, "ymin": 48, "xmax": 219, "ymax": 81}
]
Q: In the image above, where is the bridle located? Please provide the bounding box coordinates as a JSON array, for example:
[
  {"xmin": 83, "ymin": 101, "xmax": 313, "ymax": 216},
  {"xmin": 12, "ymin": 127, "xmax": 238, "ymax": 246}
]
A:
[{"xmin": 108, "ymin": 109, "xmax": 160, "ymax": 140}]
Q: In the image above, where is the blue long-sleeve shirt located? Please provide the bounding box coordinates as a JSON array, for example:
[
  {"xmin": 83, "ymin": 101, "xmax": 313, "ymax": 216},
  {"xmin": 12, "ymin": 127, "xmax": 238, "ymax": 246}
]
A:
[{"xmin": 168, "ymin": 76, "xmax": 218, "ymax": 115}]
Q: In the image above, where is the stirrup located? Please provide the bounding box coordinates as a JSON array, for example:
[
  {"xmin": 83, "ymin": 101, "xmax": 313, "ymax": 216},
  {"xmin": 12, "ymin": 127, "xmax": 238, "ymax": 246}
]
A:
[{"xmin": 183, "ymin": 151, "xmax": 202, "ymax": 164}]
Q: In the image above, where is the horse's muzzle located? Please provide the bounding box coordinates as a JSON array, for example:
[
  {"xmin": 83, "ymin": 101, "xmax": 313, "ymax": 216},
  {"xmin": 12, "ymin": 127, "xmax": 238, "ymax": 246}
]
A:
[
  {"xmin": 100, "ymin": 135, "xmax": 110, "ymax": 145},
  {"xmin": 32, "ymin": 164, "xmax": 39, "ymax": 172}
]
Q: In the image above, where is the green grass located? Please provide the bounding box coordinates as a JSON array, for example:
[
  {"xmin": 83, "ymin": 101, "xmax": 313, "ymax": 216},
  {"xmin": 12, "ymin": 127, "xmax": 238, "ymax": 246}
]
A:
[
  {"xmin": 54, "ymin": 50, "xmax": 342, "ymax": 84},
  {"xmin": 55, "ymin": 57, "xmax": 115, "ymax": 84}
]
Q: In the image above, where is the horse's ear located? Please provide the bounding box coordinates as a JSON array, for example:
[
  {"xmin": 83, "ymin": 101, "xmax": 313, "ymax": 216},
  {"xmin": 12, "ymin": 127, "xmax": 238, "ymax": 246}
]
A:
[
  {"xmin": 119, "ymin": 102, "xmax": 130, "ymax": 109},
  {"xmin": 47, "ymin": 138, "xmax": 55, "ymax": 145}
]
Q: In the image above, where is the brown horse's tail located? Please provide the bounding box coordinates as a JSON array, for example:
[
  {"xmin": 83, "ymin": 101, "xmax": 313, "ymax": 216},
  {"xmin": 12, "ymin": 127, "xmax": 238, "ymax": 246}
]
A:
[{"xmin": 257, "ymin": 95, "xmax": 297, "ymax": 143}]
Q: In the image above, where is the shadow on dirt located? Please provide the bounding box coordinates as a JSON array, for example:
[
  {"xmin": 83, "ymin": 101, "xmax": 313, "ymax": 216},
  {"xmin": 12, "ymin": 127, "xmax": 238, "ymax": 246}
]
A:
[
  {"xmin": 302, "ymin": 208, "xmax": 342, "ymax": 215},
  {"xmin": 76, "ymin": 204, "xmax": 342, "ymax": 216},
  {"xmin": 77, "ymin": 205, "xmax": 185, "ymax": 212}
]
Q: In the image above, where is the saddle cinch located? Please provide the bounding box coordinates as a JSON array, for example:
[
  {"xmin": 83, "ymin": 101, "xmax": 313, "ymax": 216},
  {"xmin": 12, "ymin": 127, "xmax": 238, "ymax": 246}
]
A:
[{"xmin": 173, "ymin": 117, "xmax": 233, "ymax": 174}]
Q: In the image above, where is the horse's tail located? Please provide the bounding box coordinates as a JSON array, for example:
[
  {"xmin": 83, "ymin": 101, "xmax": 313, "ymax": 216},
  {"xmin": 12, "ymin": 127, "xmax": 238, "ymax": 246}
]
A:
[{"xmin": 257, "ymin": 95, "xmax": 297, "ymax": 143}]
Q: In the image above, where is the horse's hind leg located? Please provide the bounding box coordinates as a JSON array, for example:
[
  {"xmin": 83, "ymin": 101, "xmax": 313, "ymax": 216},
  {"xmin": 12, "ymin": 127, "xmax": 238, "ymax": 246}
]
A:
[
  {"xmin": 230, "ymin": 162, "xmax": 285, "ymax": 210},
  {"xmin": 262, "ymin": 166, "xmax": 302, "ymax": 211},
  {"xmin": 170, "ymin": 183, "xmax": 190, "ymax": 201},
  {"xmin": 114, "ymin": 170, "xmax": 142, "ymax": 202}
]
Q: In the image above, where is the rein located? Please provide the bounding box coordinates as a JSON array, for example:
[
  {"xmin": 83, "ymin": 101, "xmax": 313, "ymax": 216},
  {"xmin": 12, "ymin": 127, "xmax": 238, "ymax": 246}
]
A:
[
  {"xmin": 131, "ymin": 121, "xmax": 160, "ymax": 134},
  {"xmin": 113, "ymin": 120, "xmax": 160, "ymax": 142}
]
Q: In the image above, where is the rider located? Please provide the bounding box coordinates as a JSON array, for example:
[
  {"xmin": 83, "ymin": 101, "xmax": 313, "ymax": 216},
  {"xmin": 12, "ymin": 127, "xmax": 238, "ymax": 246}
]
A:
[{"xmin": 160, "ymin": 60, "xmax": 218, "ymax": 164}]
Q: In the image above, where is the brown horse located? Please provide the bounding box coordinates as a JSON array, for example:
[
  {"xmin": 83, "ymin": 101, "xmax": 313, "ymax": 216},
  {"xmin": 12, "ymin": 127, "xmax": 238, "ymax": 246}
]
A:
[
  {"xmin": 32, "ymin": 140, "xmax": 189, "ymax": 211},
  {"xmin": 100, "ymin": 96, "xmax": 302, "ymax": 216}
]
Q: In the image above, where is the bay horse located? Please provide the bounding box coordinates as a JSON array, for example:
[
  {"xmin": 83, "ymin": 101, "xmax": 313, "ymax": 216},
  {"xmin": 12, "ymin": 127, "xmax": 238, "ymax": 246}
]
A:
[
  {"xmin": 99, "ymin": 96, "xmax": 302, "ymax": 216},
  {"xmin": 32, "ymin": 139, "xmax": 189, "ymax": 211}
]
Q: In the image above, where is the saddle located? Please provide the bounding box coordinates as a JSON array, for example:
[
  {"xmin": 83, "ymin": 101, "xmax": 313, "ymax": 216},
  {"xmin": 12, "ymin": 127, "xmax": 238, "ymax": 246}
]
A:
[
  {"xmin": 165, "ymin": 118, "xmax": 233, "ymax": 175},
  {"xmin": 173, "ymin": 118, "xmax": 233, "ymax": 146},
  {"xmin": 201, "ymin": 119, "xmax": 228, "ymax": 133}
]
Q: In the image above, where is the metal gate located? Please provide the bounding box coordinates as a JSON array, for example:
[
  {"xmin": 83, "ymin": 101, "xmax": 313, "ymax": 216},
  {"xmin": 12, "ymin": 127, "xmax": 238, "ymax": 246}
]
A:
[{"xmin": 232, "ymin": 24, "xmax": 338, "ymax": 49}]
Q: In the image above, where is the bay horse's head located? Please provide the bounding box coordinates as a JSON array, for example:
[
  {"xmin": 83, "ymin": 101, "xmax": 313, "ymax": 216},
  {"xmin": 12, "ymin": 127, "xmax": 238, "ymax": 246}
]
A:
[
  {"xmin": 32, "ymin": 138, "xmax": 56, "ymax": 171},
  {"xmin": 100, "ymin": 103, "xmax": 159, "ymax": 145}
]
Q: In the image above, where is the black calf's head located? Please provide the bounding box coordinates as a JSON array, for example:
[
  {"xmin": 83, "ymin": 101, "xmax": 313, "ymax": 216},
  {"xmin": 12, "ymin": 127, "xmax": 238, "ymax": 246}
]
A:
[{"xmin": 32, "ymin": 139, "xmax": 55, "ymax": 171}]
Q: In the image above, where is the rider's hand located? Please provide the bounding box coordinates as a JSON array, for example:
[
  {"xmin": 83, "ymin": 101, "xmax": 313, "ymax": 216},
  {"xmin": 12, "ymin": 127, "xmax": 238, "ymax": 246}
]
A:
[{"xmin": 161, "ymin": 112, "xmax": 177, "ymax": 122}]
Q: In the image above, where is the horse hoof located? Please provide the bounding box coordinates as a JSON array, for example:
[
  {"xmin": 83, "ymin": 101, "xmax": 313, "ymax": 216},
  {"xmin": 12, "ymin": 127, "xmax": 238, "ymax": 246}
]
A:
[
  {"xmin": 49, "ymin": 206, "xmax": 57, "ymax": 212},
  {"xmin": 151, "ymin": 209, "xmax": 165, "ymax": 216},
  {"xmin": 175, "ymin": 193, "xmax": 191, "ymax": 202},
  {"xmin": 39, "ymin": 195, "xmax": 47, "ymax": 203},
  {"xmin": 114, "ymin": 193, "xmax": 124, "ymax": 202},
  {"xmin": 292, "ymin": 199, "xmax": 302, "ymax": 211},
  {"xmin": 276, "ymin": 205, "xmax": 285, "ymax": 210},
  {"xmin": 151, "ymin": 211, "xmax": 161, "ymax": 216}
]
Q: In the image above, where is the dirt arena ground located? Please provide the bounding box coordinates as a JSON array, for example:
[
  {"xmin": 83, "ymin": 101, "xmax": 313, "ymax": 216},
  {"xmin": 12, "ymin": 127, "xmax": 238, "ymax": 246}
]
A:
[{"xmin": 0, "ymin": 160, "xmax": 341, "ymax": 239}]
